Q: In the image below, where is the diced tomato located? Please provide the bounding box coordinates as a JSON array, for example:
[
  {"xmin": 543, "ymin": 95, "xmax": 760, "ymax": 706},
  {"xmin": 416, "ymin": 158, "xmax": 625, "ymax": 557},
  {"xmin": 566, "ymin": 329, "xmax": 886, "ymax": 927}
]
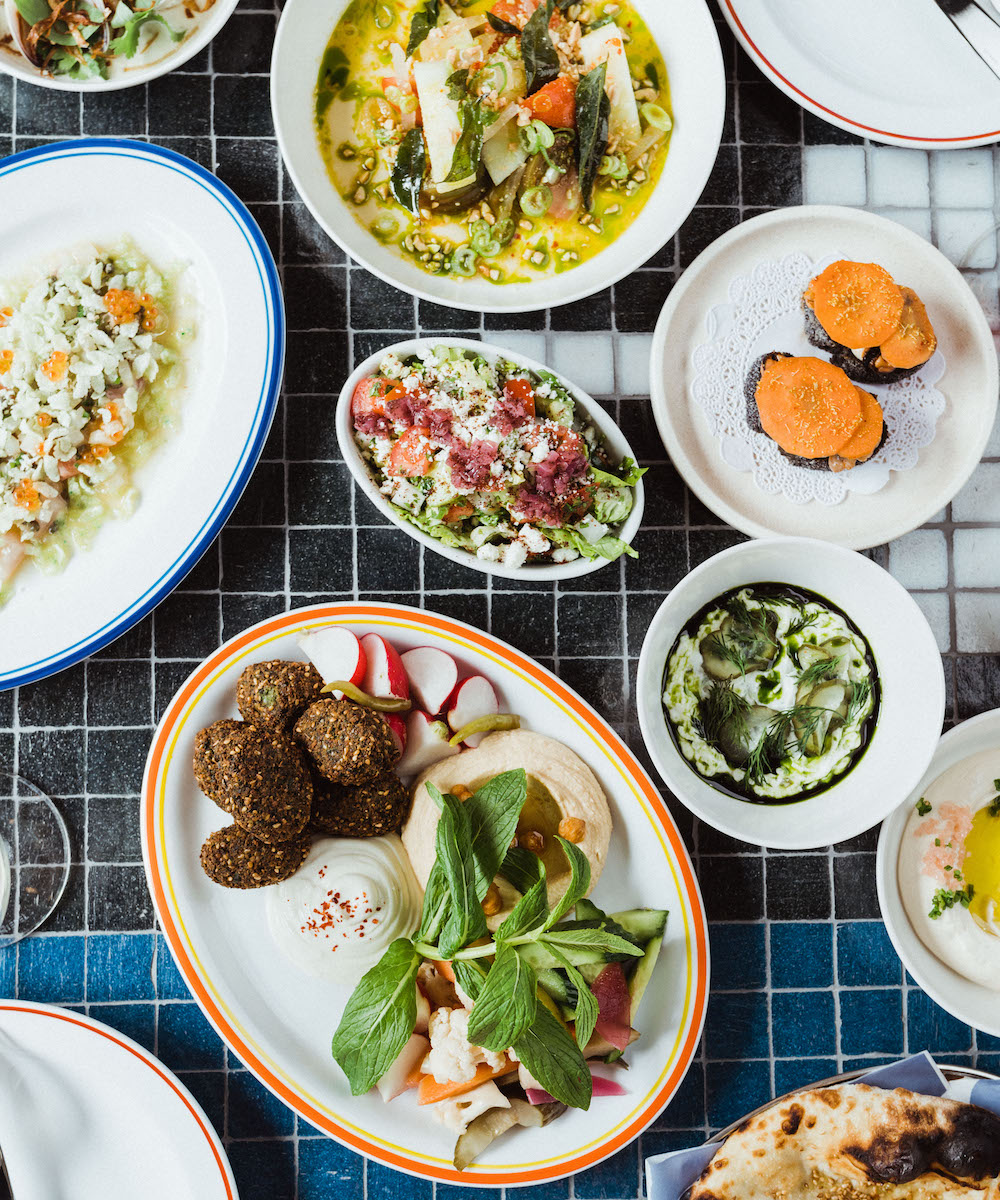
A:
[
  {"xmin": 525, "ymin": 75, "xmax": 577, "ymax": 128},
  {"xmin": 548, "ymin": 424, "xmax": 586, "ymax": 455},
  {"xmin": 388, "ymin": 427, "xmax": 433, "ymax": 477},
  {"xmin": 351, "ymin": 376, "xmax": 391, "ymax": 420},
  {"xmin": 503, "ymin": 376, "xmax": 536, "ymax": 420},
  {"xmin": 444, "ymin": 501, "xmax": 475, "ymax": 523},
  {"xmin": 490, "ymin": 0, "xmax": 538, "ymax": 29}
]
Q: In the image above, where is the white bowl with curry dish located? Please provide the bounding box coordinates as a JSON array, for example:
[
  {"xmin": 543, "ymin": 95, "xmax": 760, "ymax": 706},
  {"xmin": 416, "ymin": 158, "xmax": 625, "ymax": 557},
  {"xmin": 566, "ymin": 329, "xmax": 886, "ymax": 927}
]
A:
[{"xmin": 636, "ymin": 536, "xmax": 946, "ymax": 850}]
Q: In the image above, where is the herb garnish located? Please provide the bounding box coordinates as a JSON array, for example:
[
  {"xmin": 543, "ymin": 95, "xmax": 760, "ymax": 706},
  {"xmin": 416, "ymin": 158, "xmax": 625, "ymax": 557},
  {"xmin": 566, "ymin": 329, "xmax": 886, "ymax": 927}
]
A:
[
  {"xmin": 406, "ymin": 0, "xmax": 440, "ymax": 54},
  {"xmin": 798, "ymin": 656, "xmax": 842, "ymax": 689},
  {"xmin": 989, "ymin": 780, "xmax": 1000, "ymax": 818},
  {"xmin": 390, "ymin": 128, "xmax": 427, "ymax": 215},
  {"xmin": 575, "ymin": 62, "xmax": 610, "ymax": 210},
  {"xmin": 844, "ymin": 679, "xmax": 872, "ymax": 726},
  {"xmin": 916, "ymin": 797, "xmax": 932, "ymax": 816},
  {"xmin": 928, "ymin": 884, "xmax": 974, "ymax": 920},
  {"xmin": 700, "ymin": 632, "xmax": 749, "ymax": 676},
  {"xmin": 521, "ymin": 0, "xmax": 560, "ymax": 96},
  {"xmin": 697, "ymin": 681, "xmax": 751, "ymax": 748},
  {"xmin": 487, "ymin": 10, "xmax": 521, "ymax": 36}
]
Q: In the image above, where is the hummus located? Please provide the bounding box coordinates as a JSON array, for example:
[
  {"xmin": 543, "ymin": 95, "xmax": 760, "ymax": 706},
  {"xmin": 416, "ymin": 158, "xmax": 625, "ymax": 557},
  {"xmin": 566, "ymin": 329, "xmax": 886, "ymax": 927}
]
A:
[
  {"xmin": 402, "ymin": 730, "xmax": 612, "ymax": 928},
  {"xmin": 899, "ymin": 748, "xmax": 1000, "ymax": 991}
]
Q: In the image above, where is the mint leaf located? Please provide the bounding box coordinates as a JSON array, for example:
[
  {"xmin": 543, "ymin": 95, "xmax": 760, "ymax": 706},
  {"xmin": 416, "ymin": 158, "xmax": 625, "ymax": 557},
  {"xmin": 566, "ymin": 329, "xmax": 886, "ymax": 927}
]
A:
[
  {"xmin": 541, "ymin": 928, "xmax": 643, "ymax": 958},
  {"xmin": 544, "ymin": 837, "xmax": 592, "ymax": 930},
  {"xmin": 463, "ymin": 769, "xmax": 527, "ymax": 901},
  {"xmin": 435, "ymin": 791, "xmax": 488, "ymax": 958},
  {"xmin": 548, "ymin": 948, "xmax": 599, "ymax": 1049},
  {"xmin": 416, "ymin": 862, "xmax": 449, "ymax": 943},
  {"xmin": 496, "ymin": 869, "xmax": 548, "ymax": 941},
  {"xmin": 467, "ymin": 942, "xmax": 538, "ymax": 1052},
  {"xmin": 331, "ymin": 938, "xmax": 420, "ymax": 1095},
  {"xmin": 512, "ymin": 1003, "xmax": 591, "ymax": 1110},
  {"xmin": 499, "ymin": 844, "xmax": 544, "ymax": 894},
  {"xmin": 452, "ymin": 958, "xmax": 487, "ymax": 1003}
]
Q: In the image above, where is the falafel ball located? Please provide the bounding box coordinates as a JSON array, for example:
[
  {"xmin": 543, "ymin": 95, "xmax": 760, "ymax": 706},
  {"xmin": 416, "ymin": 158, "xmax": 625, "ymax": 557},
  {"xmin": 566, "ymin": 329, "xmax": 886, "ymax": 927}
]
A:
[
  {"xmin": 193, "ymin": 719, "xmax": 313, "ymax": 843},
  {"xmin": 192, "ymin": 719, "xmax": 244, "ymax": 814},
  {"xmin": 293, "ymin": 698, "xmax": 400, "ymax": 785},
  {"xmin": 200, "ymin": 825, "xmax": 308, "ymax": 889},
  {"xmin": 236, "ymin": 659, "xmax": 324, "ymax": 734},
  {"xmin": 309, "ymin": 771, "xmax": 410, "ymax": 838}
]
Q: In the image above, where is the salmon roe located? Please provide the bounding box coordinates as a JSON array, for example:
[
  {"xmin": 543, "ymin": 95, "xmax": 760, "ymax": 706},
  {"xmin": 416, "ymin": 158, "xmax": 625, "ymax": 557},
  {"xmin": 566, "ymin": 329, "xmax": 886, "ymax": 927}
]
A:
[
  {"xmin": 104, "ymin": 288, "xmax": 158, "ymax": 330},
  {"xmin": 0, "ymin": 306, "xmax": 12, "ymax": 328},
  {"xmin": 0, "ymin": 350, "xmax": 12, "ymax": 373},
  {"xmin": 41, "ymin": 350, "xmax": 68, "ymax": 381},
  {"xmin": 13, "ymin": 480, "xmax": 40, "ymax": 512},
  {"xmin": 37, "ymin": 412, "xmax": 53, "ymax": 427}
]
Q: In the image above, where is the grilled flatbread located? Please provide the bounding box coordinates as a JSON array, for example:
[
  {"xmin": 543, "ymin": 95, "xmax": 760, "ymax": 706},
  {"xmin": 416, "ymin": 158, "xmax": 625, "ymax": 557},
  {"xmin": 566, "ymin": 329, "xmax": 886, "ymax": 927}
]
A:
[{"xmin": 689, "ymin": 1083, "xmax": 1000, "ymax": 1199}]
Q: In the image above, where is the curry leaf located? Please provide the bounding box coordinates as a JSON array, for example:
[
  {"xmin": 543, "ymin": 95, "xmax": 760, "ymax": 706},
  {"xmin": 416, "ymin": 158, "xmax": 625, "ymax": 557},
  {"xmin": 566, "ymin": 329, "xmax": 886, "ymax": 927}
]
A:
[
  {"xmin": 512, "ymin": 1003, "xmax": 592, "ymax": 1110},
  {"xmin": 446, "ymin": 98, "xmax": 496, "ymax": 182},
  {"xmin": 576, "ymin": 61, "xmax": 610, "ymax": 210},
  {"xmin": 405, "ymin": 0, "xmax": 440, "ymax": 54},
  {"xmin": 331, "ymin": 938, "xmax": 421, "ymax": 1095},
  {"xmin": 390, "ymin": 127, "xmax": 426, "ymax": 216},
  {"xmin": 467, "ymin": 942, "xmax": 538, "ymax": 1052},
  {"xmin": 487, "ymin": 10, "xmax": 520, "ymax": 35},
  {"xmin": 521, "ymin": 0, "xmax": 559, "ymax": 96}
]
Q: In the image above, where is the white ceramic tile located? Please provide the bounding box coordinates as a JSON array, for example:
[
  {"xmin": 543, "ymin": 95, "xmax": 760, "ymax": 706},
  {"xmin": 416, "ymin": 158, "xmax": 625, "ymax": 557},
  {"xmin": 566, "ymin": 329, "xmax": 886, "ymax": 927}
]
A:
[
  {"xmin": 935, "ymin": 209, "xmax": 998, "ymax": 269},
  {"xmin": 954, "ymin": 528, "xmax": 1000, "ymax": 588},
  {"xmin": 869, "ymin": 147, "xmax": 929, "ymax": 209},
  {"xmin": 931, "ymin": 149, "xmax": 995, "ymax": 209},
  {"xmin": 802, "ymin": 146, "xmax": 867, "ymax": 207},
  {"xmin": 965, "ymin": 270, "xmax": 1000, "ymax": 334},
  {"xmin": 956, "ymin": 593, "xmax": 1000, "ymax": 653},
  {"xmin": 551, "ymin": 332, "xmax": 615, "ymax": 395},
  {"xmin": 873, "ymin": 208, "xmax": 932, "ymax": 242},
  {"xmin": 888, "ymin": 529, "xmax": 948, "ymax": 590},
  {"xmin": 985, "ymin": 404, "xmax": 1000, "ymax": 458},
  {"xmin": 952, "ymin": 461, "xmax": 1000, "ymax": 521},
  {"xmin": 615, "ymin": 334, "xmax": 653, "ymax": 396},
  {"xmin": 911, "ymin": 591, "xmax": 951, "ymax": 654},
  {"xmin": 495, "ymin": 333, "xmax": 547, "ymax": 366}
]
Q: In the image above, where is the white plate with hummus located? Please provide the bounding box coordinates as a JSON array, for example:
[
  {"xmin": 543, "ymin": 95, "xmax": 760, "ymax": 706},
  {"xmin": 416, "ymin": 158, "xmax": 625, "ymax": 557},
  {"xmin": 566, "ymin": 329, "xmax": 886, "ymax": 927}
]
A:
[
  {"xmin": 878, "ymin": 709, "xmax": 1000, "ymax": 1038},
  {"xmin": 142, "ymin": 601, "xmax": 709, "ymax": 1188}
]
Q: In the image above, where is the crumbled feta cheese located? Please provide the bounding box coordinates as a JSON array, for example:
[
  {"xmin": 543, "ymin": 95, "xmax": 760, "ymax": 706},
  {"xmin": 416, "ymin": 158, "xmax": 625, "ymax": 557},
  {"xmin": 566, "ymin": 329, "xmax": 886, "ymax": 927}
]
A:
[
  {"xmin": 519, "ymin": 524, "xmax": 550, "ymax": 554},
  {"xmin": 551, "ymin": 547, "xmax": 580, "ymax": 563},
  {"xmin": 503, "ymin": 539, "xmax": 527, "ymax": 569},
  {"xmin": 476, "ymin": 543, "xmax": 503, "ymax": 562}
]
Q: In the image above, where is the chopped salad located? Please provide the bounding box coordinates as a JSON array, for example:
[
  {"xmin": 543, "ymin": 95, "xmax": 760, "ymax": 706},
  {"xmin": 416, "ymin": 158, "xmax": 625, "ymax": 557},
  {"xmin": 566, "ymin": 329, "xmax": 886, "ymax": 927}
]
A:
[{"xmin": 351, "ymin": 345, "xmax": 644, "ymax": 567}]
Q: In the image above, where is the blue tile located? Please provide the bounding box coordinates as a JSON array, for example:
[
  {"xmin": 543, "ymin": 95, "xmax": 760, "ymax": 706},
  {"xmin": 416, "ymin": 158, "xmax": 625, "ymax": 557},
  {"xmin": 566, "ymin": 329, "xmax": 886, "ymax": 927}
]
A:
[
  {"xmin": 17, "ymin": 935, "xmax": 85, "ymax": 1002},
  {"xmin": 157, "ymin": 1001, "xmax": 225, "ymax": 1070},
  {"xmin": 977, "ymin": 1053, "xmax": 1000, "ymax": 1075},
  {"xmin": 652, "ymin": 1061, "xmax": 704, "ymax": 1129},
  {"xmin": 773, "ymin": 1057, "xmax": 838, "ymax": 1096},
  {"xmin": 298, "ymin": 1138, "xmax": 364, "ymax": 1200},
  {"xmin": 711, "ymin": 924, "xmax": 766, "ymax": 990},
  {"xmin": 575, "ymin": 1142, "xmax": 639, "ymax": 1199},
  {"xmin": 837, "ymin": 922, "xmax": 902, "ymax": 987},
  {"xmin": 155, "ymin": 934, "xmax": 193, "ymax": 1000},
  {"xmin": 437, "ymin": 1187, "xmax": 501, "ymax": 1200},
  {"xmin": 87, "ymin": 1002, "xmax": 155, "ymax": 1053},
  {"xmin": 515, "ymin": 1180, "xmax": 570, "ymax": 1200},
  {"xmin": 704, "ymin": 991, "xmax": 769, "ymax": 1060},
  {"xmin": 367, "ymin": 1160, "xmax": 432, "ymax": 1200},
  {"xmin": 176, "ymin": 1071, "xmax": 225, "ymax": 1139},
  {"xmin": 840, "ymin": 989, "xmax": 904, "ymax": 1057},
  {"xmin": 0, "ymin": 947, "xmax": 13, "ymax": 997},
  {"xmin": 772, "ymin": 992, "xmax": 836, "ymax": 1057},
  {"xmin": 770, "ymin": 923, "xmax": 833, "ymax": 989},
  {"xmin": 229, "ymin": 1141, "xmax": 296, "ymax": 1200},
  {"xmin": 842, "ymin": 1056, "xmax": 899, "ymax": 1073},
  {"xmin": 228, "ymin": 1068, "xmax": 296, "ymax": 1139},
  {"xmin": 706, "ymin": 1060, "xmax": 771, "ymax": 1129},
  {"xmin": 977, "ymin": 1031, "xmax": 1000, "ymax": 1052},
  {"xmin": 87, "ymin": 933, "xmax": 155, "ymax": 1001},
  {"xmin": 907, "ymin": 989, "xmax": 973, "ymax": 1054}
]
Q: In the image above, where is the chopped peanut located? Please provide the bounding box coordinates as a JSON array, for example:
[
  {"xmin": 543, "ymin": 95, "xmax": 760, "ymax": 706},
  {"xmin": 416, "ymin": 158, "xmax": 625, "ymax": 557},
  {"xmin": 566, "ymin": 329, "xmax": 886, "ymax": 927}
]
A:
[
  {"xmin": 558, "ymin": 817, "xmax": 587, "ymax": 844},
  {"xmin": 37, "ymin": 412, "xmax": 53, "ymax": 428}
]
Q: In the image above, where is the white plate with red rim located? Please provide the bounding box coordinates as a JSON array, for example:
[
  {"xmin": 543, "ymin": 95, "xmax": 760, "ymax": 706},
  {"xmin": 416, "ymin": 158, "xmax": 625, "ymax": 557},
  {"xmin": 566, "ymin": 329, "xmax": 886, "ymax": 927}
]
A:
[
  {"xmin": 877, "ymin": 709, "xmax": 1000, "ymax": 1039},
  {"xmin": 141, "ymin": 601, "xmax": 710, "ymax": 1188},
  {"xmin": 270, "ymin": 0, "xmax": 725, "ymax": 313},
  {"xmin": 337, "ymin": 337, "xmax": 645, "ymax": 581},
  {"xmin": 0, "ymin": 1000, "xmax": 238, "ymax": 1198},
  {"xmin": 650, "ymin": 205, "xmax": 998, "ymax": 550},
  {"xmin": 719, "ymin": 0, "xmax": 1000, "ymax": 148}
]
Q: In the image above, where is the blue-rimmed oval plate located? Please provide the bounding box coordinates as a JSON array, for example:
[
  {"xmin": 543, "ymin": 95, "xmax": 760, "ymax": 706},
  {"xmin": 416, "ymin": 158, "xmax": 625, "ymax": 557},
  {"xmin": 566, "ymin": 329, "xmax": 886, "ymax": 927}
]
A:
[{"xmin": 0, "ymin": 139, "xmax": 283, "ymax": 689}]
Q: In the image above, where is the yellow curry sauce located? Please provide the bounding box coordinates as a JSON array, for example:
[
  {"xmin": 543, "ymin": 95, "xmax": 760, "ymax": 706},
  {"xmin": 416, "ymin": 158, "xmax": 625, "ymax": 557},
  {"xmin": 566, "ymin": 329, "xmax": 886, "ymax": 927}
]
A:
[{"xmin": 315, "ymin": 0, "xmax": 670, "ymax": 284}]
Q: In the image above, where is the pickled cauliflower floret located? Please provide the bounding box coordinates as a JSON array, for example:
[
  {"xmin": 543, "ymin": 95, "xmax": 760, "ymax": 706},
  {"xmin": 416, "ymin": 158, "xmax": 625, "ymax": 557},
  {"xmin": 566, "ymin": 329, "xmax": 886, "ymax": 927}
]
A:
[
  {"xmin": 423, "ymin": 1006, "xmax": 507, "ymax": 1085},
  {"xmin": 429, "ymin": 1080, "xmax": 510, "ymax": 1133}
]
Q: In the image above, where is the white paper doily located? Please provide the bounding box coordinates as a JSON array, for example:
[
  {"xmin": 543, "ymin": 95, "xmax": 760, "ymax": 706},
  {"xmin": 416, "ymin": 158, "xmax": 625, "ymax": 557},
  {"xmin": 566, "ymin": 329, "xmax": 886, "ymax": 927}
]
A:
[{"xmin": 690, "ymin": 252, "xmax": 947, "ymax": 505}]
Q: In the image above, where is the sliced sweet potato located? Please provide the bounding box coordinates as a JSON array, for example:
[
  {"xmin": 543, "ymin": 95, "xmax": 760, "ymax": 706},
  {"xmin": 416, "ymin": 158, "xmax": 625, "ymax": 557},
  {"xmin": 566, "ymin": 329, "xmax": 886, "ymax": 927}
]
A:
[
  {"xmin": 879, "ymin": 286, "xmax": 936, "ymax": 369},
  {"xmin": 805, "ymin": 260, "xmax": 904, "ymax": 349},
  {"xmin": 755, "ymin": 355, "xmax": 862, "ymax": 458},
  {"xmin": 833, "ymin": 387, "xmax": 884, "ymax": 461}
]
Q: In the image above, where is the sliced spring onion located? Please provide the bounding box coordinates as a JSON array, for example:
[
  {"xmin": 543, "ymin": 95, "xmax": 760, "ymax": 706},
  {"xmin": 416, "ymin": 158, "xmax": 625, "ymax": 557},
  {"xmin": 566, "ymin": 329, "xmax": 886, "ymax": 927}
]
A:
[
  {"xmin": 372, "ymin": 213, "xmax": 400, "ymax": 241},
  {"xmin": 374, "ymin": 2, "xmax": 395, "ymax": 27},
  {"xmin": 519, "ymin": 119, "xmax": 555, "ymax": 155},
  {"xmin": 492, "ymin": 217, "xmax": 516, "ymax": 246},
  {"xmin": 479, "ymin": 61, "xmax": 508, "ymax": 95},
  {"xmin": 451, "ymin": 245, "xmax": 480, "ymax": 276},
  {"xmin": 320, "ymin": 681, "xmax": 412, "ymax": 712},
  {"xmin": 597, "ymin": 153, "xmax": 629, "ymax": 180},
  {"xmin": 448, "ymin": 713, "xmax": 521, "ymax": 746},
  {"xmin": 640, "ymin": 102, "xmax": 672, "ymax": 132},
  {"xmin": 520, "ymin": 184, "xmax": 552, "ymax": 217},
  {"xmin": 469, "ymin": 219, "xmax": 502, "ymax": 257}
]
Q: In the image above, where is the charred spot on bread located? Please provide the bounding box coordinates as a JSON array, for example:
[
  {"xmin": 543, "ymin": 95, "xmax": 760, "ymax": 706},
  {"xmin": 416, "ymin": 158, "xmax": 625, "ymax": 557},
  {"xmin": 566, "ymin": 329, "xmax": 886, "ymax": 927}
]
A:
[
  {"xmin": 847, "ymin": 1131, "xmax": 935, "ymax": 1184},
  {"xmin": 937, "ymin": 1107, "xmax": 1000, "ymax": 1179},
  {"xmin": 781, "ymin": 1104, "xmax": 804, "ymax": 1136}
]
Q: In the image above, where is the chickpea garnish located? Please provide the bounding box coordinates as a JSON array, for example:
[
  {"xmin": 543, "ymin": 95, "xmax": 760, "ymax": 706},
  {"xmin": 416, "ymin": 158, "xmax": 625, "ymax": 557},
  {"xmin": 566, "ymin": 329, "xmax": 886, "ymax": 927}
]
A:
[
  {"xmin": 452, "ymin": 784, "xmax": 473, "ymax": 801},
  {"xmin": 520, "ymin": 829, "xmax": 545, "ymax": 856},
  {"xmin": 558, "ymin": 817, "xmax": 587, "ymax": 844},
  {"xmin": 481, "ymin": 883, "xmax": 502, "ymax": 916}
]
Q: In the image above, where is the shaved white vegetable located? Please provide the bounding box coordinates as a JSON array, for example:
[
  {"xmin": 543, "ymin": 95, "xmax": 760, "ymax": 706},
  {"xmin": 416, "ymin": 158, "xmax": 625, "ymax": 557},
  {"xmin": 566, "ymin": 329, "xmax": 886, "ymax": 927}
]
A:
[
  {"xmin": 418, "ymin": 16, "xmax": 477, "ymax": 62},
  {"xmin": 483, "ymin": 120, "xmax": 528, "ymax": 185},
  {"xmin": 376, "ymin": 1033, "xmax": 430, "ymax": 1103},
  {"xmin": 578, "ymin": 23, "xmax": 641, "ymax": 147},
  {"xmin": 412, "ymin": 58, "xmax": 464, "ymax": 182}
]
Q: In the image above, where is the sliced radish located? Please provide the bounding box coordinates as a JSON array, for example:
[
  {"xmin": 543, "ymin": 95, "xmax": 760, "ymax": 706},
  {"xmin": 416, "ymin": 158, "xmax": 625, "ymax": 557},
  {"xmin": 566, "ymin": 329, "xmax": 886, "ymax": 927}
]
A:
[
  {"xmin": 297, "ymin": 628, "xmax": 366, "ymax": 692},
  {"xmin": 592, "ymin": 963, "xmax": 632, "ymax": 1053},
  {"xmin": 376, "ymin": 1032, "xmax": 429, "ymax": 1102},
  {"xmin": 400, "ymin": 646, "xmax": 458, "ymax": 716},
  {"xmin": 398, "ymin": 710, "xmax": 460, "ymax": 776},
  {"xmin": 446, "ymin": 676, "xmax": 499, "ymax": 747},
  {"xmin": 381, "ymin": 712, "xmax": 407, "ymax": 756},
  {"xmin": 361, "ymin": 633, "xmax": 410, "ymax": 700}
]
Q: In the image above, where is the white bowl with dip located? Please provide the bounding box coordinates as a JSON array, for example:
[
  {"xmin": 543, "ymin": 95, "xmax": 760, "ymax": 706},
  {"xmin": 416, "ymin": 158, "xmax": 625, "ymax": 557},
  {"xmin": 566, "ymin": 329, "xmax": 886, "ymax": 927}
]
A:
[
  {"xmin": 877, "ymin": 709, "xmax": 1000, "ymax": 1038},
  {"xmin": 270, "ymin": 0, "xmax": 725, "ymax": 313},
  {"xmin": 636, "ymin": 536, "xmax": 946, "ymax": 850}
]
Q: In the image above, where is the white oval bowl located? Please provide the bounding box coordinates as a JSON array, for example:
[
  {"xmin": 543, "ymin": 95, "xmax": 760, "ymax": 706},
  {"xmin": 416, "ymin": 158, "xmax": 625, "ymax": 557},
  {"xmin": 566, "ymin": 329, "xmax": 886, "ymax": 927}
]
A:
[
  {"xmin": 337, "ymin": 336, "xmax": 644, "ymax": 581},
  {"xmin": 636, "ymin": 536, "xmax": 946, "ymax": 850},
  {"xmin": 877, "ymin": 709, "xmax": 1000, "ymax": 1038},
  {"xmin": 271, "ymin": 0, "xmax": 725, "ymax": 313},
  {"xmin": 0, "ymin": 0, "xmax": 240, "ymax": 91}
]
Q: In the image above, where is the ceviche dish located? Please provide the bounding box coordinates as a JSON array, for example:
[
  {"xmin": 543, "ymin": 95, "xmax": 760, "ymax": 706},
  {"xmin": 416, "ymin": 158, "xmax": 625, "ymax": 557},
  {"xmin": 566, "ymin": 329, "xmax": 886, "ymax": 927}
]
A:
[
  {"xmin": 315, "ymin": 0, "xmax": 671, "ymax": 284},
  {"xmin": 0, "ymin": 245, "xmax": 191, "ymax": 601},
  {"xmin": 350, "ymin": 344, "xmax": 644, "ymax": 568},
  {"xmin": 663, "ymin": 585, "xmax": 880, "ymax": 803}
]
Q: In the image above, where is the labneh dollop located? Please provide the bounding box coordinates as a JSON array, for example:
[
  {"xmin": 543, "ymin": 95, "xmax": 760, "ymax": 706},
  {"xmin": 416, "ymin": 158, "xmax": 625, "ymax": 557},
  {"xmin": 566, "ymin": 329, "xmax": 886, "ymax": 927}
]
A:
[
  {"xmin": 899, "ymin": 749, "xmax": 1000, "ymax": 991},
  {"xmin": 267, "ymin": 836, "xmax": 420, "ymax": 985}
]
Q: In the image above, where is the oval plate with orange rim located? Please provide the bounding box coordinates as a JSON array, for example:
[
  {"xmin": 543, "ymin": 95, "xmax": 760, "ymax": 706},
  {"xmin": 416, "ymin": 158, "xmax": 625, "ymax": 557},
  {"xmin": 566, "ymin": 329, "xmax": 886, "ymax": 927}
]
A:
[
  {"xmin": 142, "ymin": 602, "xmax": 709, "ymax": 1188},
  {"xmin": 720, "ymin": 0, "xmax": 1000, "ymax": 148},
  {"xmin": 0, "ymin": 1000, "xmax": 237, "ymax": 1197}
]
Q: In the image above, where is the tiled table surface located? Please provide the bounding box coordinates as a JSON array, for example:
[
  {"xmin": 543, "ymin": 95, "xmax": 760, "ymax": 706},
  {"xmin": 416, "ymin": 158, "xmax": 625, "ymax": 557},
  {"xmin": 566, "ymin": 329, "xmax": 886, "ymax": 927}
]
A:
[{"xmin": 2, "ymin": 4, "xmax": 1000, "ymax": 1198}]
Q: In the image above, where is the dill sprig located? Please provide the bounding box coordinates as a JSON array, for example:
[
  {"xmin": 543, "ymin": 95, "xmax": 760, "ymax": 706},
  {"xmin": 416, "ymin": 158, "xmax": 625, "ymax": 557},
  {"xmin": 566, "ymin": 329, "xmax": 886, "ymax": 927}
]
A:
[
  {"xmin": 701, "ymin": 633, "xmax": 749, "ymax": 676},
  {"xmin": 845, "ymin": 679, "xmax": 872, "ymax": 726},
  {"xmin": 698, "ymin": 681, "xmax": 752, "ymax": 748},
  {"xmin": 797, "ymin": 656, "xmax": 842, "ymax": 689}
]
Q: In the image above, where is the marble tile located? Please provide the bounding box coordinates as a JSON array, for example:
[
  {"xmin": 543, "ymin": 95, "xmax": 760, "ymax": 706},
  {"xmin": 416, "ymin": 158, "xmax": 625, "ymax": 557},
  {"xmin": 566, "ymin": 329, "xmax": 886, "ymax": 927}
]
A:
[
  {"xmin": 616, "ymin": 334, "xmax": 655, "ymax": 397},
  {"xmin": 802, "ymin": 145, "xmax": 866, "ymax": 206},
  {"xmin": 935, "ymin": 209, "xmax": 998, "ymax": 269},
  {"xmin": 887, "ymin": 529, "xmax": 948, "ymax": 590},
  {"xmin": 954, "ymin": 528, "xmax": 1000, "ymax": 588},
  {"xmin": 931, "ymin": 149, "xmax": 996, "ymax": 208},
  {"xmin": 955, "ymin": 592, "xmax": 1000, "ymax": 652},
  {"xmin": 870, "ymin": 148, "xmax": 929, "ymax": 209},
  {"xmin": 911, "ymin": 591, "xmax": 951, "ymax": 654},
  {"xmin": 551, "ymin": 332, "xmax": 616, "ymax": 395},
  {"xmin": 952, "ymin": 461, "xmax": 1000, "ymax": 521},
  {"xmin": 873, "ymin": 207, "xmax": 932, "ymax": 241}
]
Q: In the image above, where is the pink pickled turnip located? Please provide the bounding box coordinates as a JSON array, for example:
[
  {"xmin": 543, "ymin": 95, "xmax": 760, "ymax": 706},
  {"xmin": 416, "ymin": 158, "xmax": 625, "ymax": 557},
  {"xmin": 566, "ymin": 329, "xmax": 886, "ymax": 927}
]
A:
[
  {"xmin": 361, "ymin": 633, "xmax": 410, "ymax": 700},
  {"xmin": 397, "ymin": 710, "xmax": 460, "ymax": 776},
  {"xmin": 591, "ymin": 963, "xmax": 632, "ymax": 1053},
  {"xmin": 297, "ymin": 628, "xmax": 366, "ymax": 695},
  {"xmin": 446, "ymin": 675, "xmax": 499, "ymax": 747},
  {"xmin": 400, "ymin": 646, "xmax": 458, "ymax": 716},
  {"xmin": 526, "ymin": 1073, "xmax": 626, "ymax": 1106}
]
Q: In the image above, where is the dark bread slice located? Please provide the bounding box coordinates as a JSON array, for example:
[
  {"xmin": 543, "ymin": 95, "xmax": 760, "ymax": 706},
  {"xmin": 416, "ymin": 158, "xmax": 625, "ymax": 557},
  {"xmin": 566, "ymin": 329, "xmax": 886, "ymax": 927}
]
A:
[{"xmin": 802, "ymin": 296, "xmax": 922, "ymax": 386}]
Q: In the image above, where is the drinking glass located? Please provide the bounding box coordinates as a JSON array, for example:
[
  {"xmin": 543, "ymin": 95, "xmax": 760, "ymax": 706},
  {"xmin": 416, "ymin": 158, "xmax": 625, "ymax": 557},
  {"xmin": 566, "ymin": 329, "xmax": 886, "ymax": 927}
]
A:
[{"xmin": 0, "ymin": 772, "xmax": 70, "ymax": 948}]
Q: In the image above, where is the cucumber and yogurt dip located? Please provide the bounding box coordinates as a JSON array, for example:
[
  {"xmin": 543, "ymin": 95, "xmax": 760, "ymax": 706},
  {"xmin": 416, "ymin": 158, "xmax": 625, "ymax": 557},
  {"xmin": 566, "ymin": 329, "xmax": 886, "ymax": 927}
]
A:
[{"xmin": 662, "ymin": 585, "xmax": 878, "ymax": 803}]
